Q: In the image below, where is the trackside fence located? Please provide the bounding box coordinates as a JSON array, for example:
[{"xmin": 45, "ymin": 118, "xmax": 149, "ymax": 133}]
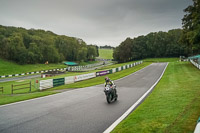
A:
[
  {"xmin": 0, "ymin": 68, "xmax": 67, "ymax": 78},
  {"xmin": 190, "ymin": 59, "xmax": 200, "ymax": 70},
  {"xmin": 11, "ymin": 81, "xmax": 31, "ymax": 94},
  {"xmin": 68, "ymin": 62, "xmax": 104, "ymax": 71},
  {"xmin": 194, "ymin": 117, "xmax": 200, "ymax": 133},
  {"xmin": 39, "ymin": 61, "xmax": 143, "ymax": 90},
  {"xmin": 53, "ymin": 78, "xmax": 65, "ymax": 87},
  {"xmin": 0, "ymin": 87, "xmax": 3, "ymax": 94},
  {"xmin": 190, "ymin": 58, "xmax": 200, "ymax": 132}
]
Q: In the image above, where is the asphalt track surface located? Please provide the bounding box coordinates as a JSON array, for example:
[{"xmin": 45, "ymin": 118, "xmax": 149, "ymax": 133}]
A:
[
  {"xmin": 0, "ymin": 63, "xmax": 167, "ymax": 133},
  {"xmin": 0, "ymin": 75, "xmax": 40, "ymax": 83}
]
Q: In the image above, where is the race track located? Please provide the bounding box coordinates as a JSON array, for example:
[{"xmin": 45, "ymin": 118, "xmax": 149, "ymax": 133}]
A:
[{"xmin": 0, "ymin": 63, "xmax": 167, "ymax": 133}]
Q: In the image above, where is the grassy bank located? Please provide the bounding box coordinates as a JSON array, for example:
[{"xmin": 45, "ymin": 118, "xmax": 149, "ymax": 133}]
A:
[
  {"xmin": 97, "ymin": 48, "xmax": 113, "ymax": 59},
  {"xmin": 0, "ymin": 62, "xmax": 150, "ymax": 105},
  {"xmin": 112, "ymin": 61, "xmax": 200, "ymax": 133},
  {"xmin": 0, "ymin": 58, "xmax": 66, "ymax": 75}
]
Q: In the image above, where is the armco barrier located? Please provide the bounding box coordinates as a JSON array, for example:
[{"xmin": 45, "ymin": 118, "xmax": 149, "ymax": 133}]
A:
[
  {"xmin": 0, "ymin": 68, "xmax": 67, "ymax": 78},
  {"xmin": 123, "ymin": 65, "xmax": 126, "ymax": 70},
  {"xmin": 116, "ymin": 68, "xmax": 119, "ymax": 72},
  {"xmin": 96, "ymin": 61, "xmax": 143, "ymax": 77},
  {"xmin": 109, "ymin": 69, "xmax": 112, "ymax": 74},
  {"xmin": 40, "ymin": 79, "xmax": 53, "ymax": 90},
  {"xmin": 118, "ymin": 67, "xmax": 121, "ymax": 71},
  {"xmin": 190, "ymin": 59, "xmax": 200, "ymax": 70},
  {"xmin": 68, "ymin": 62, "xmax": 103, "ymax": 72},
  {"xmin": 121, "ymin": 66, "xmax": 123, "ymax": 70},
  {"xmin": 194, "ymin": 117, "xmax": 200, "ymax": 133},
  {"xmin": 96, "ymin": 70, "xmax": 110, "ymax": 77},
  {"xmin": 65, "ymin": 76, "xmax": 75, "ymax": 84},
  {"xmin": 75, "ymin": 73, "xmax": 96, "ymax": 82},
  {"xmin": 112, "ymin": 68, "xmax": 116, "ymax": 73}
]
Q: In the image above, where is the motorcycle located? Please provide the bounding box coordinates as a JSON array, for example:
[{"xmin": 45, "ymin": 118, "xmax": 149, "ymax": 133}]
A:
[{"xmin": 104, "ymin": 84, "xmax": 118, "ymax": 103}]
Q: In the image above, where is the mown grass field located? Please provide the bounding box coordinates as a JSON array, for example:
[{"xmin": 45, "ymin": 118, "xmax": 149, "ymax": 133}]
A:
[
  {"xmin": 0, "ymin": 61, "xmax": 149, "ymax": 105},
  {"xmin": 98, "ymin": 48, "xmax": 113, "ymax": 59},
  {"xmin": 112, "ymin": 61, "xmax": 200, "ymax": 133}
]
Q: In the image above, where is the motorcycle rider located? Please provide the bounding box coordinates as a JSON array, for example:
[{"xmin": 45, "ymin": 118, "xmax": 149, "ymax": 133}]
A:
[{"xmin": 104, "ymin": 77, "xmax": 117, "ymax": 95}]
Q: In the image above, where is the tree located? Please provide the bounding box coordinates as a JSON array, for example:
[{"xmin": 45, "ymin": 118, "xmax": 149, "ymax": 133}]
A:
[
  {"xmin": 0, "ymin": 25, "xmax": 92, "ymax": 64},
  {"xmin": 113, "ymin": 29, "xmax": 185, "ymax": 62},
  {"xmin": 87, "ymin": 45, "xmax": 97, "ymax": 60},
  {"xmin": 181, "ymin": 0, "xmax": 200, "ymax": 55},
  {"xmin": 77, "ymin": 47, "xmax": 88, "ymax": 62}
]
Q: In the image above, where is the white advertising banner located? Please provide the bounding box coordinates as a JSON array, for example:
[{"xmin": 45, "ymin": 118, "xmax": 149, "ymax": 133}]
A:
[
  {"xmin": 112, "ymin": 68, "xmax": 116, "ymax": 73},
  {"xmin": 65, "ymin": 76, "xmax": 75, "ymax": 84},
  {"xmin": 39, "ymin": 79, "xmax": 53, "ymax": 90},
  {"xmin": 75, "ymin": 73, "xmax": 96, "ymax": 82}
]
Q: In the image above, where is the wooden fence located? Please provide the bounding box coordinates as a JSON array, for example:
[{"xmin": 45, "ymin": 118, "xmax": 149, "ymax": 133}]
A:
[
  {"xmin": 12, "ymin": 81, "xmax": 31, "ymax": 94},
  {"xmin": 0, "ymin": 87, "xmax": 3, "ymax": 94}
]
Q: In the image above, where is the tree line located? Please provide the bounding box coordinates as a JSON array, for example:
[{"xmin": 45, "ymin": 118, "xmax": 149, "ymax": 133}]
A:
[
  {"xmin": 100, "ymin": 45, "xmax": 114, "ymax": 49},
  {"xmin": 113, "ymin": 0, "xmax": 200, "ymax": 62},
  {"xmin": 113, "ymin": 29, "xmax": 185, "ymax": 62},
  {"xmin": 0, "ymin": 25, "xmax": 99, "ymax": 64}
]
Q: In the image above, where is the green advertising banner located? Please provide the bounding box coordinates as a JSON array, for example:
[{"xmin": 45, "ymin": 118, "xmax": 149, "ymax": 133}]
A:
[{"xmin": 53, "ymin": 78, "xmax": 65, "ymax": 87}]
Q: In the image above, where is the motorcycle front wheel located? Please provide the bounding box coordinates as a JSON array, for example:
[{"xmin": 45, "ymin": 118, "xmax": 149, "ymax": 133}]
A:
[{"xmin": 106, "ymin": 94, "xmax": 112, "ymax": 104}]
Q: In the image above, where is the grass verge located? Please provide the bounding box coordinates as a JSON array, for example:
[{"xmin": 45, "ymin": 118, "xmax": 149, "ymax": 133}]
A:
[{"xmin": 112, "ymin": 61, "xmax": 200, "ymax": 133}]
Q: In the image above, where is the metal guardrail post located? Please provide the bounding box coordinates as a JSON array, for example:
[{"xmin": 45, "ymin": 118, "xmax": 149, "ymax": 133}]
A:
[
  {"xmin": 30, "ymin": 81, "xmax": 31, "ymax": 92},
  {"xmin": 12, "ymin": 84, "xmax": 13, "ymax": 94},
  {"xmin": 0, "ymin": 87, "xmax": 3, "ymax": 94}
]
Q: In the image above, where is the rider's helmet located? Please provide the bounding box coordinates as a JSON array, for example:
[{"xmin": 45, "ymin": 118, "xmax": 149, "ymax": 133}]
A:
[{"xmin": 105, "ymin": 77, "xmax": 110, "ymax": 82}]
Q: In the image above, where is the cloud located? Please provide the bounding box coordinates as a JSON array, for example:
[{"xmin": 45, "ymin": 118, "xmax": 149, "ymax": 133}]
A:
[{"xmin": 0, "ymin": 0, "xmax": 192, "ymax": 46}]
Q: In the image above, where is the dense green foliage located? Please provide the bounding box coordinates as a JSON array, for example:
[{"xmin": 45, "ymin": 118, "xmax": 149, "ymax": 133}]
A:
[
  {"xmin": 181, "ymin": 0, "xmax": 200, "ymax": 55},
  {"xmin": 113, "ymin": 29, "xmax": 185, "ymax": 62},
  {"xmin": 0, "ymin": 25, "xmax": 98, "ymax": 64},
  {"xmin": 112, "ymin": 61, "xmax": 200, "ymax": 133}
]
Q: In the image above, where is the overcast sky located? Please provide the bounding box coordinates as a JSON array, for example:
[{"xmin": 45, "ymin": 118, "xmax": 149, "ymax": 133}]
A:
[{"xmin": 0, "ymin": 0, "xmax": 192, "ymax": 46}]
